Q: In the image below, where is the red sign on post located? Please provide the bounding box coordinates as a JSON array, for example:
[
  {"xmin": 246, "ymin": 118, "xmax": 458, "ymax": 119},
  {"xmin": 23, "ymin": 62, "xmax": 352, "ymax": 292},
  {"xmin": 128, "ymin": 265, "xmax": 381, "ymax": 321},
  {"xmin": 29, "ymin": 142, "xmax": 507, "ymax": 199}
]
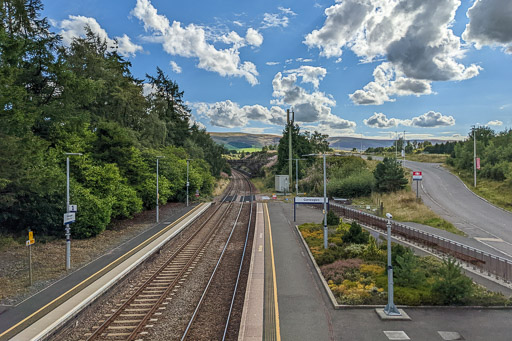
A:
[
  {"xmin": 412, "ymin": 171, "xmax": 422, "ymax": 181},
  {"xmin": 476, "ymin": 158, "xmax": 481, "ymax": 170}
]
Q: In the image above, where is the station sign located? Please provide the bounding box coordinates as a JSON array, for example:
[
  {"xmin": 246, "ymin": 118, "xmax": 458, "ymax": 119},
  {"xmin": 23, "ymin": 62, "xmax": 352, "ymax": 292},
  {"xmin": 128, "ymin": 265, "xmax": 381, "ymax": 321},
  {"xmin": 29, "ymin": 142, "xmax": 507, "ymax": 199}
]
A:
[
  {"xmin": 412, "ymin": 171, "xmax": 422, "ymax": 181},
  {"xmin": 63, "ymin": 212, "xmax": 76, "ymax": 225},
  {"xmin": 195, "ymin": 189, "xmax": 200, "ymax": 197},
  {"xmin": 294, "ymin": 197, "xmax": 329, "ymax": 204},
  {"xmin": 476, "ymin": 157, "xmax": 481, "ymax": 170}
]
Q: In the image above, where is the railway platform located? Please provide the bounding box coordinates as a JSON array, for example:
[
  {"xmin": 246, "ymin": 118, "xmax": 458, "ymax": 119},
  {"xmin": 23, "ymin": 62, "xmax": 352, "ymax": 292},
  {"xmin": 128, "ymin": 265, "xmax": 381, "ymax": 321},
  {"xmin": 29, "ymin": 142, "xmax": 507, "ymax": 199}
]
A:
[
  {"xmin": 251, "ymin": 201, "xmax": 512, "ymax": 341},
  {"xmin": 0, "ymin": 203, "xmax": 209, "ymax": 341}
]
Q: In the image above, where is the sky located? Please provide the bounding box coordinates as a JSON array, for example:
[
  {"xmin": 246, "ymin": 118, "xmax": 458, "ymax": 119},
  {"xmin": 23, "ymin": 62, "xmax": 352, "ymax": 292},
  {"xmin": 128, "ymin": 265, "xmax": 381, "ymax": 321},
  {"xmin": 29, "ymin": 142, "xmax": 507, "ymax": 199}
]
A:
[{"xmin": 42, "ymin": 0, "xmax": 512, "ymax": 140}]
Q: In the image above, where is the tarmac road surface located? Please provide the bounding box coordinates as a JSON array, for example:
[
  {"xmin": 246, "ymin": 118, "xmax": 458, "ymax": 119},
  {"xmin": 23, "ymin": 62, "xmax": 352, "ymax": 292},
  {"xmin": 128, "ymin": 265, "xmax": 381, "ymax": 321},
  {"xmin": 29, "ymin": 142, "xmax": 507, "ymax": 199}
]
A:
[{"xmin": 404, "ymin": 160, "xmax": 512, "ymax": 258}]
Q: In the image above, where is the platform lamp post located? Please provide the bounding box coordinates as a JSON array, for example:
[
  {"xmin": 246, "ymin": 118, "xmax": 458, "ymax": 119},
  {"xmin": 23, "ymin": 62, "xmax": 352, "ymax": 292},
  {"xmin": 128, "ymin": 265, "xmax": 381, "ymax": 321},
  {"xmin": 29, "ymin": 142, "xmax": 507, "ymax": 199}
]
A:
[
  {"xmin": 64, "ymin": 152, "xmax": 82, "ymax": 270},
  {"xmin": 384, "ymin": 213, "xmax": 401, "ymax": 316},
  {"xmin": 286, "ymin": 158, "xmax": 306, "ymax": 195},
  {"xmin": 156, "ymin": 156, "xmax": 164, "ymax": 223},
  {"xmin": 186, "ymin": 159, "xmax": 192, "ymax": 207},
  {"xmin": 303, "ymin": 153, "xmax": 341, "ymax": 249}
]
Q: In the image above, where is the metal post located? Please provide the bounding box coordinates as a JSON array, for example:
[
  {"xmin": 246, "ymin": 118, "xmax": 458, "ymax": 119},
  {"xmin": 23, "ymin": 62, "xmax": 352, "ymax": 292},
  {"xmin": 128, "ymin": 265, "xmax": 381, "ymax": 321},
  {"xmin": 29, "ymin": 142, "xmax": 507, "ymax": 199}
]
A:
[
  {"xmin": 28, "ymin": 229, "xmax": 32, "ymax": 286},
  {"xmin": 287, "ymin": 109, "xmax": 293, "ymax": 194},
  {"xmin": 416, "ymin": 180, "xmax": 419, "ymax": 200},
  {"xmin": 65, "ymin": 157, "xmax": 71, "ymax": 270},
  {"xmin": 395, "ymin": 131, "xmax": 398, "ymax": 158},
  {"xmin": 156, "ymin": 157, "xmax": 159, "ymax": 223},
  {"xmin": 403, "ymin": 131, "xmax": 406, "ymax": 164},
  {"xmin": 473, "ymin": 127, "xmax": 477, "ymax": 188},
  {"xmin": 323, "ymin": 153, "xmax": 328, "ymax": 250},
  {"xmin": 384, "ymin": 216, "xmax": 400, "ymax": 316},
  {"xmin": 186, "ymin": 159, "xmax": 190, "ymax": 207},
  {"xmin": 295, "ymin": 158, "xmax": 299, "ymax": 195}
]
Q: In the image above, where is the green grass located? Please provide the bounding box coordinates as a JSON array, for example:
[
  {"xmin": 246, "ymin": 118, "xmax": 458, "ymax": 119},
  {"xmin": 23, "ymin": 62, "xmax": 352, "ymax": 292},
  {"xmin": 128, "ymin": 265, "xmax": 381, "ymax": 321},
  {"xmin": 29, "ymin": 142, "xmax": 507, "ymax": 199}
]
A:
[{"xmin": 444, "ymin": 165, "xmax": 512, "ymax": 213}]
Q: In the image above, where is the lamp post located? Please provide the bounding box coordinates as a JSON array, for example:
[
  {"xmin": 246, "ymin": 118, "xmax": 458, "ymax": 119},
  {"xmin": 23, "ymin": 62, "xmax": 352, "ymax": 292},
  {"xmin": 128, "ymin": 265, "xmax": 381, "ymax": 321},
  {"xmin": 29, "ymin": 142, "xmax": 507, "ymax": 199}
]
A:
[
  {"xmin": 384, "ymin": 213, "xmax": 401, "ymax": 316},
  {"xmin": 472, "ymin": 126, "xmax": 477, "ymax": 187},
  {"xmin": 64, "ymin": 152, "xmax": 82, "ymax": 270},
  {"xmin": 156, "ymin": 156, "xmax": 164, "ymax": 223},
  {"xmin": 186, "ymin": 159, "xmax": 192, "ymax": 207},
  {"xmin": 303, "ymin": 153, "xmax": 340, "ymax": 249}
]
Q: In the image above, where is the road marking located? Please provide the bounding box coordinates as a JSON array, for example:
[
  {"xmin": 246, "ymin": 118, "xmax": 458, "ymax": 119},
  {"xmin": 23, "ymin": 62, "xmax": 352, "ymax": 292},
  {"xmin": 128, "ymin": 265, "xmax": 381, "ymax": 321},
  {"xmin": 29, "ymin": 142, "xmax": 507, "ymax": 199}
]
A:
[
  {"xmin": 258, "ymin": 245, "xmax": 263, "ymax": 252},
  {"xmin": 475, "ymin": 237, "xmax": 504, "ymax": 242},
  {"xmin": 383, "ymin": 330, "xmax": 410, "ymax": 340},
  {"xmin": 264, "ymin": 203, "xmax": 281, "ymax": 341},
  {"xmin": 438, "ymin": 331, "xmax": 464, "ymax": 340},
  {"xmin": 260, "ymin": 232, "xmax": 263, "ymax": 239}
]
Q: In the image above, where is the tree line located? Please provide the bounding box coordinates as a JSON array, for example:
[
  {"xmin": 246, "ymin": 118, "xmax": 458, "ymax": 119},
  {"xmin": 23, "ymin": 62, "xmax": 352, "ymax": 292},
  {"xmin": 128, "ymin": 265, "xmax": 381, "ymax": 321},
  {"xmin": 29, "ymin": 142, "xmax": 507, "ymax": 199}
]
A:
[
  {"xmin": 448, "ymin": 127, "xmax": 512, "ymax": 182},
  {"xmin": 0, "ymin": 1, "xmax": 228, "ymax": 238}
]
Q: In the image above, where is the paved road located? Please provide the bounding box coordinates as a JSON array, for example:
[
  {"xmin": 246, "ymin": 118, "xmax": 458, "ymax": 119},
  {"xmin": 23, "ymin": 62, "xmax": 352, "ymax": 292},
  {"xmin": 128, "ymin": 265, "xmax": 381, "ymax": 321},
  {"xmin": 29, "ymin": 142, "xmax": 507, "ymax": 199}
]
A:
[{"xmin": 404, "ymin": 160, "xmax": 512, "ymax": 258}]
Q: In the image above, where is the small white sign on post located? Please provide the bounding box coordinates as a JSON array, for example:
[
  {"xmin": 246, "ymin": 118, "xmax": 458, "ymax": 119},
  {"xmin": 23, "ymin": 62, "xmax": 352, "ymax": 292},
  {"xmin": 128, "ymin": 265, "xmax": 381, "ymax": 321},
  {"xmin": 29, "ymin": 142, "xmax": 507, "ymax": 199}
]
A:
[
  {"xmin": 63, "ymin": 212, "xmax": 76, "ymax": 225},
  {"xmin": 68, "ymin": 205, "xmax": 78, "ymax": 212},
  {"xmin": 412, "ymin": 171, "xmax": 422, "ymax": 181}
]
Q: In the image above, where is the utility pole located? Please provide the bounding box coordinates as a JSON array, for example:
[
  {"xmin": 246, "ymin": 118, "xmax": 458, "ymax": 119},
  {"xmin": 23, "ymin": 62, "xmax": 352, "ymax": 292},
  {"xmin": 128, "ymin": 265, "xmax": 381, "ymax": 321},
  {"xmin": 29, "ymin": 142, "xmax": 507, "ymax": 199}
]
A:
[
  {"xmin": 287, "ymin": 108, "xmax": 294, "ymax": 194},
  {"xmin": 473, "ymin": 126, "xmax": 477, "ymax": 187},
  {"xmin": 395, "ymin": 131, "xmax": 398, "ymax": 159},
  {"xmin": 402, "ymin": 130, "xmax": 406, "ymax": 164}
]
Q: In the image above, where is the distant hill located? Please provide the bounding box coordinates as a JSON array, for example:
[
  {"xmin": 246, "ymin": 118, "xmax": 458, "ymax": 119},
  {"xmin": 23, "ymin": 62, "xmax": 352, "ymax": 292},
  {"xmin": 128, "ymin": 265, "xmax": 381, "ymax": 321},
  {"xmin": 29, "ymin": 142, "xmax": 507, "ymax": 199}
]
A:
[
  {"xmin": 209, "ymin": 132, "xmax": 451, "ymax": 151},
  {"xmin": 209, "ymin": 132, "xmax": 281, "ymax": 150}
]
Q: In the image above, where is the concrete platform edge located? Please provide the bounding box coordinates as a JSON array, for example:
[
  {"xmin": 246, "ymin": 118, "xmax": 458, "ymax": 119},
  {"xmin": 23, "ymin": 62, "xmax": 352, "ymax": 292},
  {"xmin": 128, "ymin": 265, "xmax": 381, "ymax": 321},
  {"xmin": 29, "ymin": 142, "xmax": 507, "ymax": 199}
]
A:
[
  {"xmin": 2, "ymin": 203, "xmax": 210, "ymax": 341},
  {"xmin": 238, "ymin": 203, "xmax": 264, "ymax": 341}
]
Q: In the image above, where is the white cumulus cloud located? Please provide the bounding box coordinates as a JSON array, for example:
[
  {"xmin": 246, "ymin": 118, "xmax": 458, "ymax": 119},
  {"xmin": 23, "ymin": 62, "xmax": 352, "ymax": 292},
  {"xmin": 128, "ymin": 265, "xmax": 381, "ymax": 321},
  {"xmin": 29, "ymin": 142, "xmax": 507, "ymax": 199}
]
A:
[
  {"xmin": 170, "ymin": 61, "xmax": 182, "ymax": 73},
  {"xmin": 191, "ymin": 100, "xmax": 286, "ymax": 128},
  {"xmin": 486, "ymin": 120, "xmax": 503, "ymax": 126},
  {"xmin": 364, "ymin": 111, "xmax": 455, "ymax": 128},
  {"xmin": 363, "ymin": 113, "xmax": 401, "ymax": 128},
  {"xmin": 272, "ymin": 72, "xmax": 356, "ymax": 131},
  {"xmin": 58, "ymin": 15, "xmax": 143, "ymax": 57},
  {"xmin": 463, "ymin": 0, "xmax": 512, "ymax": 52},
  {"xmin": 132, "ymin": 0, "xmax": 259, "ymax": 85},
  {"xmin": 285, "ymin": 65, "xmax": 327, "ymax": 88},
  {"xmin": 304, "ymin": 0, "xmax": 481, "ymax": 104},
  {"xmin": 245, "ymin": 28, "xmax": 263, "ymax": 47}
]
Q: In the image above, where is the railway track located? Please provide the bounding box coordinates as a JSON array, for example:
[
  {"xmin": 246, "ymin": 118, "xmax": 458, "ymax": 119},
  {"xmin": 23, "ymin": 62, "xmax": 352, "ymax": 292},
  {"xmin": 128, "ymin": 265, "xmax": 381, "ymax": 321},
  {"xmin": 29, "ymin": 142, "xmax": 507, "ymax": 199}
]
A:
[
  {"xmin": 180, "ymin": 171, "xmax": 255, "ymax": 341},
  {"xmin": 79, "ymin": 170, "xmax": 253, "ymax": 341}
]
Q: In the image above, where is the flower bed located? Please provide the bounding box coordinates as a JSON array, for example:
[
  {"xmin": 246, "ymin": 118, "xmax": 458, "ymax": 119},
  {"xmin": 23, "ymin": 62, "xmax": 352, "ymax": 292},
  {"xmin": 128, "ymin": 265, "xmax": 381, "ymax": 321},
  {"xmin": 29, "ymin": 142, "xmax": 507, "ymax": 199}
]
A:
[{"xmin": 298, "ymin": 221, "xmax": 511, "ymax": 306}]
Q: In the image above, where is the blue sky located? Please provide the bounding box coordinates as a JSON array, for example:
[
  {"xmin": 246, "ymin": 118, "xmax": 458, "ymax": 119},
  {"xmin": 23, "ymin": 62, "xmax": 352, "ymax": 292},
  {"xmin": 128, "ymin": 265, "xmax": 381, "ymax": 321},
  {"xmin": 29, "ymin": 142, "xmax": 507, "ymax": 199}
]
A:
[{"xmin": 42, "ymin": 0, "xmax": 512, "ymax": 140}]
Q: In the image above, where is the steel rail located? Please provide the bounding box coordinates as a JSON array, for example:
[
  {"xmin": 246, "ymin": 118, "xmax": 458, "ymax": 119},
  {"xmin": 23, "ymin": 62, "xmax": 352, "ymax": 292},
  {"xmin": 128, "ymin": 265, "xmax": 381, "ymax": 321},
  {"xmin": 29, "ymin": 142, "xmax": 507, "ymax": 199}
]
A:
[
  {"xmin": 86, "ymin": 173, "xmax": 240, "ymax": 341},
  {"xmin": 222, "ymin": 172, "xmax": 254, "ymax": 340},
  {"xmin": 180, "ymin": 170, "xmax": 253, "ymax": 341}
]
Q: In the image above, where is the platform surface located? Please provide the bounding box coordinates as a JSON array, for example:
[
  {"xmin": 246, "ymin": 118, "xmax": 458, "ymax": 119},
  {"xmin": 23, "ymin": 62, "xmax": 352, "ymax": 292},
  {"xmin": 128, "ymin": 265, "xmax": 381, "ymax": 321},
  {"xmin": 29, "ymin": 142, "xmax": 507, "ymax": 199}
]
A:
[{"xmin": 266, "ymin": 201, "xmax": 512, "ymax": 341}]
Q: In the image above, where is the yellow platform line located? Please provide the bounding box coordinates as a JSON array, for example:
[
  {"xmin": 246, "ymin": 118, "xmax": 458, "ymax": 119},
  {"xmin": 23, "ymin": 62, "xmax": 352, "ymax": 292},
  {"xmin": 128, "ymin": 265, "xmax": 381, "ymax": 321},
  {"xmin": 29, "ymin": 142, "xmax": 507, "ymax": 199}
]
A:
[
  {"xmin": 0, "ymin": 203, "xmax": 205, "ymax": 341},
  {"xmin": 264, "ymin": 203, "xmax": 281, "ymax": 341}
]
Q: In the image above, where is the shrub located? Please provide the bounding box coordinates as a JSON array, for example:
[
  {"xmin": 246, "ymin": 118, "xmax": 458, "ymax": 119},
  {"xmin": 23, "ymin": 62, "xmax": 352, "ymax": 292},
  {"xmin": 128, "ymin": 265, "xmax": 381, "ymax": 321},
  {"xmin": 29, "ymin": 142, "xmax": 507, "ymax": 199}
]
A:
[
  {"xmin": 326, "ymin": 209, "xmax": 340, "ymax": 226},
  {"xmin": 327, "ymin": 171, "xmax": 374, "ymax": 198},
  {"xmin": 394, "ymin": 250, "xmax": 425, "ymax": 288},
  {"xmin": 373, "ymin": 157, "xmax": 408, "ymax": 193},
  {"xmin": 343, "ymin": 222, "xmax": 369, "ymax": 244},
  {"xmin": 321, "ymin": 258, "xmax": 363, "ymax": 284},
  {"xmin": 432, "ymin": 257, "xmax": 473, "ymax": 304},
  {"xmin": 71, "ymin": 184, "xmax": 112, "ymax": 238}
]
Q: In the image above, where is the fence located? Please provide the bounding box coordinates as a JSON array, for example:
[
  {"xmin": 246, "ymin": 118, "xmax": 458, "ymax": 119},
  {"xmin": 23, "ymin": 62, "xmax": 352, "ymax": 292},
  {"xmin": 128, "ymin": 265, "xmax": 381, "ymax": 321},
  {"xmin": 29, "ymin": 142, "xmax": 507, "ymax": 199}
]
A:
[{"xmin": 329, "ymin": 203, "xmax": 512, "ymax": 283}]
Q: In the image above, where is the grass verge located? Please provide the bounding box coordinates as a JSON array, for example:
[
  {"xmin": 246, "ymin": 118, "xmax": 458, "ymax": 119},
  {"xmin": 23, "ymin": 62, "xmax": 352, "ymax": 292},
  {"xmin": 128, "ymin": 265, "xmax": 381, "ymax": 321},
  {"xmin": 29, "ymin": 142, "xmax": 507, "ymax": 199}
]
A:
[{"xmin": 444, "ymin": 165, "xmax": 512, "ymax": 213}]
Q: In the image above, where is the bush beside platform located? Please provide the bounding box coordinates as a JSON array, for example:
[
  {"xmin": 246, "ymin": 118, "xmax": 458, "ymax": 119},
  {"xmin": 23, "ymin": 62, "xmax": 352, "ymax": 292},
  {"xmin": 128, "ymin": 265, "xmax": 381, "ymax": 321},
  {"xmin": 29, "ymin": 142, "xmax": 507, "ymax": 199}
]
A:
[{"xmin": 298, "ymin": 221, "xmax": 511, "ymax": 307}]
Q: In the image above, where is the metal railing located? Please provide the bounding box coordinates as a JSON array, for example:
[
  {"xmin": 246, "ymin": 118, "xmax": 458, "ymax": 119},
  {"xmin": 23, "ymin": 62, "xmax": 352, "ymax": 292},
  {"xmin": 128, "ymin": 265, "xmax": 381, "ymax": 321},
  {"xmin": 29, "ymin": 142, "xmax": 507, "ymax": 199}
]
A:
[{"xmin": 329, "ymin": 203, "xmax": 512, "ymax": 283}]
